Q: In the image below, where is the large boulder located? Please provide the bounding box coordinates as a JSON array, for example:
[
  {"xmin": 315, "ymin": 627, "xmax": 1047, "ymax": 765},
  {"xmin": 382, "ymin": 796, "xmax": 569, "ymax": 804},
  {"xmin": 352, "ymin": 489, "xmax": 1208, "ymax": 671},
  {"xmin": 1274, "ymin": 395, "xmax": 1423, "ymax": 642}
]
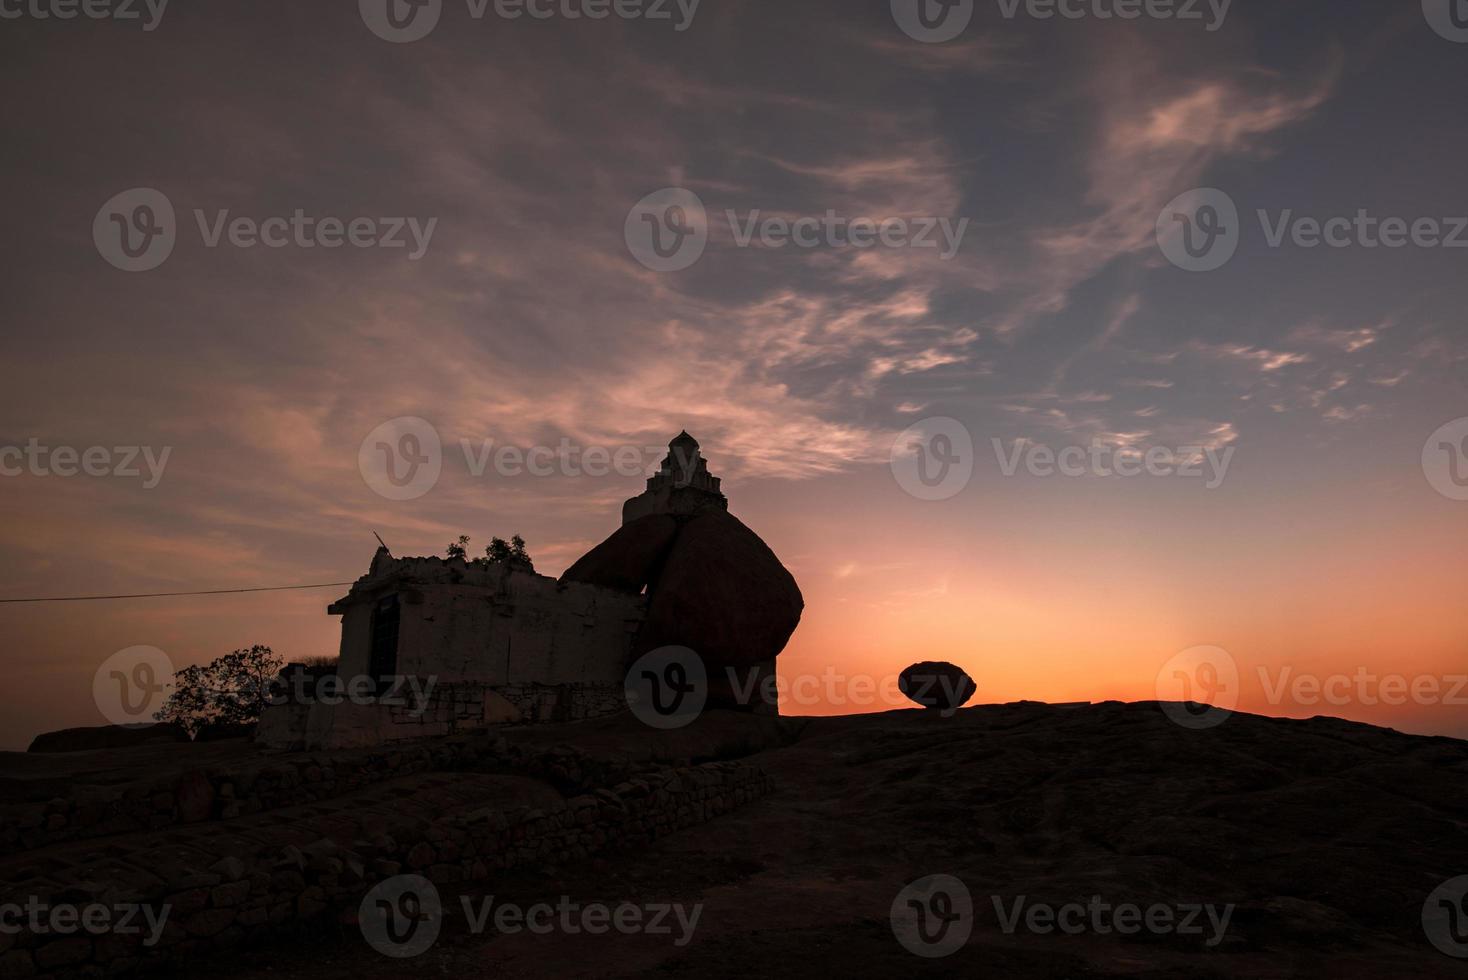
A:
[
  {"xmin": 559, "ymin": 514, "xmax": 678, "ymax": 593},
  {"xmin": 636, "ymin": 510, "xmax": 804, "ymax": 672},
  {"xmin": 898, "ymin": 662, "xmax": 977, "ymax": 712}
]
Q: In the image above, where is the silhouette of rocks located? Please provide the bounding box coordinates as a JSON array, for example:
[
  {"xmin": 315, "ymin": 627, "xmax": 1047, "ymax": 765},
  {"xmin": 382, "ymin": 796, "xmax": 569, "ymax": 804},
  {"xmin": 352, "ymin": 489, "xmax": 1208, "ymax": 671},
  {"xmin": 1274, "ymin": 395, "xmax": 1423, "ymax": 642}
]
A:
[
  {"xmin": 27, "ymin": 724, "xmax": 189, "ymax": 753},
  {"xmin": 561, "ymin": 507, "xmax": 804, "ymax": 705},
  {"xmin": 899, "ymin": 661, "xmax": 976, "ymax": 711},
  {"xmin": 560, "ymin": 514, "xmax": 678, "ymax": 593},
  {"xmin": 635, "ymin": 510, "xmax": 804, "ymax": 673}
]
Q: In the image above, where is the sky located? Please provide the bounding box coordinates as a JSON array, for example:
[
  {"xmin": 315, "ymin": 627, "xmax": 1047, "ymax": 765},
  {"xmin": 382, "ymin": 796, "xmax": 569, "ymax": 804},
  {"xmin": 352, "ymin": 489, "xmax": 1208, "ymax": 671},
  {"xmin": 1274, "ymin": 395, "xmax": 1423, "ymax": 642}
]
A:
[{"xmin": 2, "ymin": 0, "xmax": 1466, "ymax": 749}]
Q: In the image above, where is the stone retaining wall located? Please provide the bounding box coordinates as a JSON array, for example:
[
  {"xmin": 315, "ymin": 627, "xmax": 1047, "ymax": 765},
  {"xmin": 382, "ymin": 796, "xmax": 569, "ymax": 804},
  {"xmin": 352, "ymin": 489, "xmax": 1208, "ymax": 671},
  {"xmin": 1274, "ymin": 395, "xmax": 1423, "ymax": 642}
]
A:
[
  {"xmin": 1, "ymin": 760, "xmax": 773, "ymax": 978},
  {"xmin": 1, "ymin": 732, "xmax": 647, "ymax": 854}
]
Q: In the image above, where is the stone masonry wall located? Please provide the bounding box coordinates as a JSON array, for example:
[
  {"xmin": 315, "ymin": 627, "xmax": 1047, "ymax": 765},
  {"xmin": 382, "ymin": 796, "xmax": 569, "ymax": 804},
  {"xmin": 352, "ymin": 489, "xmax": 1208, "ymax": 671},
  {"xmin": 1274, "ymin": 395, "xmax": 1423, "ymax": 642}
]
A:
[
  {"xmin": 1, "ymin": 759, "xmax": 772, "ymax": 978},
  {"xmin": 2, "ymin": 731, "xmax": 663, "ymax": 855}
]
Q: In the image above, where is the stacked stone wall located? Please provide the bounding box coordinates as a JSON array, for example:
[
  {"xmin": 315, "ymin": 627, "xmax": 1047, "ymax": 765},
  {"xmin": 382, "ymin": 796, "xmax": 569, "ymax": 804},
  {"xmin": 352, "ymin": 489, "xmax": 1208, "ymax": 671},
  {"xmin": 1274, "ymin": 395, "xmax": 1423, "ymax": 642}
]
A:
[{"xmin": 1, "ymin": 758, "xmax": 771, "ymax": 978}]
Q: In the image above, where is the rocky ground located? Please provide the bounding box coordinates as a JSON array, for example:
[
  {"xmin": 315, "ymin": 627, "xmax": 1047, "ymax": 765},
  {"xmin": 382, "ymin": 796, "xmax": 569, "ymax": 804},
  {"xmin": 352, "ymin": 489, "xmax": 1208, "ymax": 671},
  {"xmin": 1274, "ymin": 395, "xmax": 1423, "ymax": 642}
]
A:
[{"xmin": 194, "ymin": 701, "xmax": 1468, "ymax": 978}]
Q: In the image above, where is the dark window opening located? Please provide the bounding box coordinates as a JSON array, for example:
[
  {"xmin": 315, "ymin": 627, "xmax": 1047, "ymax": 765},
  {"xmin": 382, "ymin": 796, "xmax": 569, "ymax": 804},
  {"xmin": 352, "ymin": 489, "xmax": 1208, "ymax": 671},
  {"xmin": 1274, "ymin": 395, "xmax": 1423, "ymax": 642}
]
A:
[{"xmin": 368, "ymin": 594, "xmax": 400, "ymax": 696}]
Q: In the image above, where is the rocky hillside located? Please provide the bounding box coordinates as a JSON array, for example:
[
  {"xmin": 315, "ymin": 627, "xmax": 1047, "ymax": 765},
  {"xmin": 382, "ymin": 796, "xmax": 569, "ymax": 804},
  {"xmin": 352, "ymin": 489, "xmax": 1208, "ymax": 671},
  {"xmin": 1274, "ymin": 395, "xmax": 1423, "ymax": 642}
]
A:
[{"xmin": 208, "ymin": 701, "xmax": 1468, "ymax": 978}]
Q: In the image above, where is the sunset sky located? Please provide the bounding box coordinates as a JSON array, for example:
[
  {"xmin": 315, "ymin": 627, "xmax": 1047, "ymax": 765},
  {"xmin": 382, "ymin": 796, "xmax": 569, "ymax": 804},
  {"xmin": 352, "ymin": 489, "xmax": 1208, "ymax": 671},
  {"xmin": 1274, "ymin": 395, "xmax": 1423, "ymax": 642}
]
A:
[{"xmin": 2, "ymin": 0, "xmax": 1466, "ymax": 749}]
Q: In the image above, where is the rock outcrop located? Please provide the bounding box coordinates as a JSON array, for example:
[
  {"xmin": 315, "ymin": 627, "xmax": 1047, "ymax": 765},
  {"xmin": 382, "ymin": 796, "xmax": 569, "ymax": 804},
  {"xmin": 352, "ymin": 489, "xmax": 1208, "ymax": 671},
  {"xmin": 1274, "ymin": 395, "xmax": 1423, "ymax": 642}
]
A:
[
  {"xmin": 635, "ymin": 510, "xmax": 803, "ymax": 669},
  {"xmin": 560, "ymin": 433, "xmax": 803, "ymax": 710},
  {"xmin": 27, "ymin": 724, "xmax": 190, "ymax": 753}
]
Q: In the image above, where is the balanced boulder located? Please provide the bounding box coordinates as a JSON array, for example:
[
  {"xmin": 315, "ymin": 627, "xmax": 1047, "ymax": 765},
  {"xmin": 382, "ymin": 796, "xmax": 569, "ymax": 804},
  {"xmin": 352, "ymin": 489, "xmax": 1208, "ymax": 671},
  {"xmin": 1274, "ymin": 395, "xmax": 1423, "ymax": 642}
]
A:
[
  {"xmin": 635, "ymin": 509, "xmax": 804, "ymax": 670},
  {"xmin": 899, "ymin": 662, "xmax": 976, "ymax": 712}
]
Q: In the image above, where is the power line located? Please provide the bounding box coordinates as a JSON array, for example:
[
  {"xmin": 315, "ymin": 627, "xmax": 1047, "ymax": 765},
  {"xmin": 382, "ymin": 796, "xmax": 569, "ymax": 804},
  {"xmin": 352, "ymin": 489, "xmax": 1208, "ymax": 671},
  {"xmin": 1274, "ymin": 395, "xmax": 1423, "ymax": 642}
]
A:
[{"xmin": 0, "ymin": 582, "xmax": 356, "ymax": 605}]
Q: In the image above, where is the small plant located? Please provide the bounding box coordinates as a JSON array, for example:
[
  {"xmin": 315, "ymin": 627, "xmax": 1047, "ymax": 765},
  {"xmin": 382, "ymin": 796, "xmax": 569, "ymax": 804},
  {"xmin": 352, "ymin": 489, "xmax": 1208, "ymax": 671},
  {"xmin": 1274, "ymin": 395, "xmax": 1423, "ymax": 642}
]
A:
[{"xmin": 445, "ymin": 533, "xmax": 535, "ymax": 571}]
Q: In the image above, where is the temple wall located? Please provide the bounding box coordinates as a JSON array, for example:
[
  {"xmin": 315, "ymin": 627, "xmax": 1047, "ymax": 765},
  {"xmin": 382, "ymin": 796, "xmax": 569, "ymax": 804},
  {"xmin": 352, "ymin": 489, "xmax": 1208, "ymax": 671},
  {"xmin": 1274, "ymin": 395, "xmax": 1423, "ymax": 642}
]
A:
[{"xmin": 259, "ymin": 560, "xmax": 646, "ymax": 750}]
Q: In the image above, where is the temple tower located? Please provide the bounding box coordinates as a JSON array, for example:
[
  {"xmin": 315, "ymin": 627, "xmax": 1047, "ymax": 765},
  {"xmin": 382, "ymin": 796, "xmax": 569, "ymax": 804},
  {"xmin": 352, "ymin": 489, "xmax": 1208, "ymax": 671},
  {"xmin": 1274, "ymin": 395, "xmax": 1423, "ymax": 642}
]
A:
[{"xmin": 622, "ymin": 431, "xmax": 729, "ymax": 525}]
